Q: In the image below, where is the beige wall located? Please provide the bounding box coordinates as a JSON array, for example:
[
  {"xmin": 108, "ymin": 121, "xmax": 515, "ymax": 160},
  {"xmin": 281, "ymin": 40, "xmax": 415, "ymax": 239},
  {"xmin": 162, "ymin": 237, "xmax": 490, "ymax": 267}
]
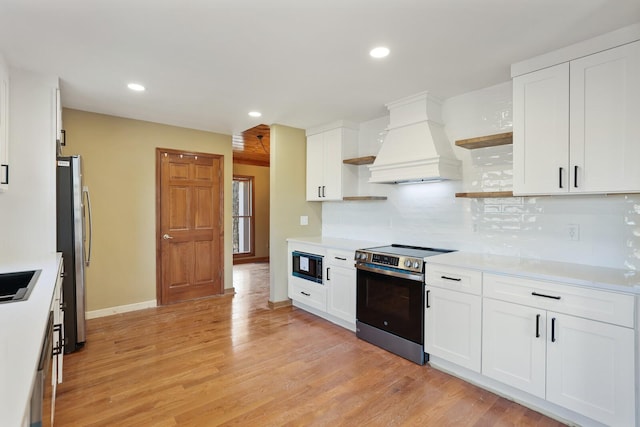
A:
[
  {"xmin": 269, "ymin": 124, "xmax": 321, "ymax": 303},
  {"xmin": 232, "ymin": 163, "xmax": 270, "ymax": 261},
  {"xmin": 62, "ymin": 109, "xmax": 233, "ymax": 311}
]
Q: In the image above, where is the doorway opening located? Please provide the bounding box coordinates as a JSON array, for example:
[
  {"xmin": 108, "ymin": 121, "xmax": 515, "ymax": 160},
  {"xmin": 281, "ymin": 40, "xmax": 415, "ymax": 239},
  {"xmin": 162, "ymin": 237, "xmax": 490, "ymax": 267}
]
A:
[{"xmin": 231, "ymin": 124, "xmax": 270, "ymax": 266}]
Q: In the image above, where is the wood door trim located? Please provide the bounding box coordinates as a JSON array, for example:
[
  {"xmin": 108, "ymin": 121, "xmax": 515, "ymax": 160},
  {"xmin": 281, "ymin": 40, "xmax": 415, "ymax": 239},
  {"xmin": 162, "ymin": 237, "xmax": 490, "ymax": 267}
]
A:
[{"xmin": 155, "ymin": 148, "xmax": 225, "ymax": 305}]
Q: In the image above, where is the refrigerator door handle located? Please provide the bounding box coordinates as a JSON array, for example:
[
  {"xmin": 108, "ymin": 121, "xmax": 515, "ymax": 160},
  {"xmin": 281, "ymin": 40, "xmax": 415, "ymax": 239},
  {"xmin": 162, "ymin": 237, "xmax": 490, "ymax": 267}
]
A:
[{"xmin": 83, "ymin": 187, "xmax": 93, "ymax": 267}]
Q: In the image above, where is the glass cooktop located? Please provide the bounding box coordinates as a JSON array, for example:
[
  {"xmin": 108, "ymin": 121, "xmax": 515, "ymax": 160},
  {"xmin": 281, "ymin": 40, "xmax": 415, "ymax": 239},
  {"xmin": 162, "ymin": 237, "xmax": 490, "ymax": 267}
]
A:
[{"xmin": 362, "ymin": 244, "xmax": 454, "ymax": 258}]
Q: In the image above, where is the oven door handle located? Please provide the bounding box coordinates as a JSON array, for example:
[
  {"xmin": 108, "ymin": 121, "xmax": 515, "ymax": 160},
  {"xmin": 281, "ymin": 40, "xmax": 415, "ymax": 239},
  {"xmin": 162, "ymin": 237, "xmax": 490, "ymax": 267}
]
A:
[{"xmin": 356, "ymin": 263, "xmax": 424, "ymax": 282}]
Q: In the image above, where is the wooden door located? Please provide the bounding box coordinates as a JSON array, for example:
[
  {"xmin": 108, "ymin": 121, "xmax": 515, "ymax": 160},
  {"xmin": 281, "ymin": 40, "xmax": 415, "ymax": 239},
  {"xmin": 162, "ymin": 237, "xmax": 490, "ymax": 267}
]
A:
[{"xmin": 156, "ymin": 149, "xmax": 224, "ymax": 305}]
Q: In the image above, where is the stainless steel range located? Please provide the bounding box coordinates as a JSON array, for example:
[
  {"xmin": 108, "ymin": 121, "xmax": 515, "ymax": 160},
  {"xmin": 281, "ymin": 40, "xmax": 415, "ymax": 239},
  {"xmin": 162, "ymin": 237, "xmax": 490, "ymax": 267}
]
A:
[{"xmin": 355, "ymin": 244, "xmax": 454, "ymax": 365}]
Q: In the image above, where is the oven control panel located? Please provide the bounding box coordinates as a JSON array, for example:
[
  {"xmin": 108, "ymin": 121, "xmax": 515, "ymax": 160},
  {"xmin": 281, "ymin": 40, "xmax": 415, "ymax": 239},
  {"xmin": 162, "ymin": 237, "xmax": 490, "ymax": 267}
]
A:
[
  {"xmin": 372, "ymin": 253, "xmax": 398, "ymax": 266},
  {"xmin": 355, "ymin": 250, "xmax": 424, "ymax": 274}
]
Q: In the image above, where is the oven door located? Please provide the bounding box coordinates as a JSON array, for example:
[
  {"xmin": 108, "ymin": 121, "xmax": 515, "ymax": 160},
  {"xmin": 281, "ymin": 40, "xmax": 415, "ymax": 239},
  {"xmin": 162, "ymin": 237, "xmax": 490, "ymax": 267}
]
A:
[{"xmin": 356, "ymin": 267, "xmax": 424, "ymax": 344}]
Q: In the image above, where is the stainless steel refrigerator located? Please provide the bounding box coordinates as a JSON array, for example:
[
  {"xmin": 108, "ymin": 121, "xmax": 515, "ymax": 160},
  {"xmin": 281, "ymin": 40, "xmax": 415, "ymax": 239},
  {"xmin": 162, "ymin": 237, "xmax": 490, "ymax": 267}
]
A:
[{"xmin": 56, "ymin": 155, "xmax": 92, "ymax": 354}]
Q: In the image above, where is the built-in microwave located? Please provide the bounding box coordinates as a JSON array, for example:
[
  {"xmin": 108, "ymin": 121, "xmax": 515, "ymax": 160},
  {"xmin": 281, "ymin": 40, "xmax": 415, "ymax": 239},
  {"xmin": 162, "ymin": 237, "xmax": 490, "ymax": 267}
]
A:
[{"xmin": 292, "ymin": 251, "xmax": 323, "ymax": 284}]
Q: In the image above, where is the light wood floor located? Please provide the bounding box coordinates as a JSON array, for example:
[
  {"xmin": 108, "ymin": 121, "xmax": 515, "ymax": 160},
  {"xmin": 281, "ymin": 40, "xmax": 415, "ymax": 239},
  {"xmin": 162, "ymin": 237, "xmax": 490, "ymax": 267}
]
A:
[{"xmin": 55, "ymin": 263, "xmax": 565, "ymax": 426}]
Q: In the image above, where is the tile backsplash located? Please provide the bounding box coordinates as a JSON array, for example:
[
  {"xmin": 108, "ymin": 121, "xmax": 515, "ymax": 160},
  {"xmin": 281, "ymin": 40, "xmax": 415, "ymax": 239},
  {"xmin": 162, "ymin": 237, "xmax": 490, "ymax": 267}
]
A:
[{"xmin": 322, "ymin": 82, "xmax": 640, "ymax": 270}]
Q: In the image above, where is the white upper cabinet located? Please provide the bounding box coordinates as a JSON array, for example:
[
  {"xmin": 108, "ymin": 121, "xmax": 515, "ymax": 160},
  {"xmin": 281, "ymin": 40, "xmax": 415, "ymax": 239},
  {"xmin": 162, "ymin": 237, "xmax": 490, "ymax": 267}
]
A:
[
  {"xmin": 570, "ymin": 41, "xmax": 640, "ymax": 193},
  {"xmin": 306, "ymin": 122, "xmax": 358, "ymax": 201},
  {"xmin": 513, "ymin": 63, "xmax": 569, "ymax": 195},
  {"xmin": 55, "ymin": 87, "xmax": 63, "ymax": 150},
  {"xmin": 514, "ymin": 39, "xmax": 640, "ymax": 195},
  {"xmin": 0, "ymin": 54, "xmax": 9, "ymax": 192}
]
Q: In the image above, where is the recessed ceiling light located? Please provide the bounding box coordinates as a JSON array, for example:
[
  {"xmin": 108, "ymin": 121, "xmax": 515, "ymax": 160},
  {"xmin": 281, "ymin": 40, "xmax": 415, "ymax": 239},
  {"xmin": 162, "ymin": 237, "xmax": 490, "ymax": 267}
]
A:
[
  {"xmin": 248, "ymin": 111, "xmax": 262, "ymax": 118},
  {"xmin": 369, "ymin": 47, "xmax": 390, "ymax": 58},
  {"xmin": 127, "ymin": 83, "xmax": 145, "ymax": 92}
]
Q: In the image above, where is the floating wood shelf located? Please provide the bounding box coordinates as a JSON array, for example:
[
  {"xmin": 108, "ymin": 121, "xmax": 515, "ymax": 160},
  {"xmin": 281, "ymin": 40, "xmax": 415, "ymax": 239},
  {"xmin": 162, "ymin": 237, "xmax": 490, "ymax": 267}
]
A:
[
  {"xmin": 343, "ymin": 156, "xmax": 376, "ymax": 165},
  {"xmin": 342, "ymin": 196, "xmax": 387, "ymax": 201},
  {"xmin": 455, "ymin": 132, "xmax": 513, "ymax": 150},
  {"xmin": 455, "ymin": 191, "xmax": 514, "ymax": 198}
]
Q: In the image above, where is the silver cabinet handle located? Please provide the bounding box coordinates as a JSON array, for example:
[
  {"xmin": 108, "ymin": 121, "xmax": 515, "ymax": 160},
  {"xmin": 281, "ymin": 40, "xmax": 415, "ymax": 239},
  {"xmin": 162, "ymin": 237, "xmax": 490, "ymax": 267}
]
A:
[
  {"xmin": 163, "ymin": 234, "xmax": 174, "ymax": 240},
  {"xmin": 83, "ymin": 187, "xmax": 93, "ymax": 267}
]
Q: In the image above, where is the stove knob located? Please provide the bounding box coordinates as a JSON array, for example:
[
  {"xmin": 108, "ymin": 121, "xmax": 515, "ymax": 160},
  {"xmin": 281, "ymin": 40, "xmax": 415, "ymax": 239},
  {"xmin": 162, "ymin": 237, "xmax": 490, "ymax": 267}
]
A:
[
  {"xmin": 413, "ymin": 261, "xmax": 420, "ymax": 269},
  {"xmin": 404, "ymin": 259, "xmax": 412, "ymax": 268}
]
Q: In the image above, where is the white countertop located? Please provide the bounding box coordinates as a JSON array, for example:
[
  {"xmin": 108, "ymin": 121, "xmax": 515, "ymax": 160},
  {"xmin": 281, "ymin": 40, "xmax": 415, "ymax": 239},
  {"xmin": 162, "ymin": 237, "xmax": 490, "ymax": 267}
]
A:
[
  {"xmin": 427, "ymin": 251, "xmax": 640, "ymax": 294},
  {"xmin": 287, "ymin": 236, "xmax": 386, "ymax": 251},
  {"xmin": 0, "ymin": 253, "xmax": 62, "ymax": 427}
]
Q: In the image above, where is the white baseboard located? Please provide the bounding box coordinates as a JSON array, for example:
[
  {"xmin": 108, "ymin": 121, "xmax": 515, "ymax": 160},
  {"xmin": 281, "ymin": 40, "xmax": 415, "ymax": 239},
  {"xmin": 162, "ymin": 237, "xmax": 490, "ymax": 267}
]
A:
[{"xmin": 86, "ymin": 300, "xmax": 157, "ymax": 319}]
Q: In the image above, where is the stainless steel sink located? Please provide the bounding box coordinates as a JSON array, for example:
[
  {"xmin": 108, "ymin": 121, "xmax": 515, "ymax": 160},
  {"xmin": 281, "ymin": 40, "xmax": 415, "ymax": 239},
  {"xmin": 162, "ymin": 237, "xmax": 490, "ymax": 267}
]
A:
[{"xmin": 0, "ymin": 270, "xmax": 41, "ymax": 303}]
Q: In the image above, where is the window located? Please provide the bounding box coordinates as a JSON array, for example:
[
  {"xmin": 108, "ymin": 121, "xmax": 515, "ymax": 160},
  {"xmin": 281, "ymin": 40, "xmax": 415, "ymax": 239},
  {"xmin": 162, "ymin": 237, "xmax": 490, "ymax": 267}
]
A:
[{"xmin": 232, "ymin": 175, "xmax": 255, "ymax": 256}]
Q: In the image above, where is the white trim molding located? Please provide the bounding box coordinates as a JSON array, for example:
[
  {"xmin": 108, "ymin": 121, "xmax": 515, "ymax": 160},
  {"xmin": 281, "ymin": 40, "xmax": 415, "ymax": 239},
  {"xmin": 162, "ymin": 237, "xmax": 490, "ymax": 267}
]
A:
[{"xmin": 86, "ymin": 299, "xmax": 157, "ymax": 319}]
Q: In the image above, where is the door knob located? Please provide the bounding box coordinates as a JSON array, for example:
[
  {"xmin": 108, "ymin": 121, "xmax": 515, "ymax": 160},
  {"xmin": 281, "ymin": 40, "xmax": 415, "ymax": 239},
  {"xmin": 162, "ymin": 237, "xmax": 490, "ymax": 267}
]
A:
[{"xmin": 163, "ymin": 234, "xmax": 174, "ymax": 240}]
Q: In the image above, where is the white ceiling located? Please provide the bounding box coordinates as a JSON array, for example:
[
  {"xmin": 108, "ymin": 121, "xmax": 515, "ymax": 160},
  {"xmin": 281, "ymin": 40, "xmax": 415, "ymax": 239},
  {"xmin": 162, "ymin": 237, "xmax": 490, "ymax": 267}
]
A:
[{"xmin": 0, "ymin": 1, "xmax": 638, "ymax": 135}]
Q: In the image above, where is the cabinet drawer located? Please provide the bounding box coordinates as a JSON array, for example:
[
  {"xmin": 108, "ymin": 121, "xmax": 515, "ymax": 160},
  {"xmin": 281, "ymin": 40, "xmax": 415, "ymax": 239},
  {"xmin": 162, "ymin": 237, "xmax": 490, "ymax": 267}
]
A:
[
  {"xmin": 484, "ymin": 273, "xmax": 634, "ymax": 327},
  {"xmin": 425, "ymin": 264, "xmax": 482, "ymax": 295},
  {"xmin": 290, "ymin": 277, "xmax": 327, "ymax": 311},
  {"xmin": 326, "ymin": 249, "xmax": 355, "ymax": 268}
]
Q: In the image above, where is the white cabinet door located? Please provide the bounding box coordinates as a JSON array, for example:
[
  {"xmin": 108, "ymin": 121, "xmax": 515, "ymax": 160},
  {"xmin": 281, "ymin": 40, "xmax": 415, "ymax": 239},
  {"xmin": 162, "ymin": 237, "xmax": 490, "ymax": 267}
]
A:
[
  {"xmin": 322, "ymin": 128, "xmax": 343, "ymax": 200},
  {"xmin": 306, "ymin": 133, "xmax": 324, "ymax": 201},
  {"xmin": 326, "ymin": 264, "xmax": 356, "ymax": 325},
  {"xmin": 569, "ymin": 40, "xmax": 640, "ymax": 193},
  {"xmin": 546, "ymin": 312, "xmax": 635, "ymax": 426},
  {"xmin": 305, "ymin": 124, "xmax": 358, "ymax": 201},
  {"xmin": 425, "ymin": 286, "xmax": 481, "ymax": 372},
  {"xmin": 514, "ymin": 41, "xmax": 640, "ymax": 196},
  {"xmin": 482, "ymin": 298, "xmax": 546, "ymax": 398},
  {"xmin": 55, "ymin": 87, "xmax": 63, "ymax": 146},
  {"xmin": 289, "ymin": 276, "xmax": 327, "ymax": 311},
  {"xmin": 55, "ymin": 263, "xmax": 64, "ymax": 384},
  {"xmin": 513, "ymin": 62, "xmax": 569, "ymax": 195},
  {"xmin": 0, "ymin": 57, "xmax": 9, "ymax": 192}
]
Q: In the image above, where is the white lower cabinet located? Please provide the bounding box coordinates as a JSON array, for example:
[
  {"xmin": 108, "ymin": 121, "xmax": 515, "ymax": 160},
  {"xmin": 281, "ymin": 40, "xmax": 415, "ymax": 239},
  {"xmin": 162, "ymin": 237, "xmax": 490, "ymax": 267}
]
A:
[
  {"xmin": 288, "ymin": 242, "xmax": 357, "ymax": 331},
  {"xmin": 482, "ymin": 273, "xmax": 636, "ymax": 427},
  {"xmin": 290, "ymin": 276, "xmax": 326, "ymax": 312},
  {"xmin": 425, "ymin": 264, "xmax": 482, "ymax": 372},
  {"xmin": 325, "ymin": 249, "xmax": 356, "ymax": 329},
  {"xmin": 52, "ymin": 259, "xmax": 64, "ymax": 385},
  {"xmin": 425, "ymin": 286, "xmax": 481, "ymax": 372},
  {"xmin": 482, "ymin": 298, "xmax": 546, "ymax": 397},
  {"xmin": 546, "ymin": 312, "xmax": 635, "ymax": 426}
]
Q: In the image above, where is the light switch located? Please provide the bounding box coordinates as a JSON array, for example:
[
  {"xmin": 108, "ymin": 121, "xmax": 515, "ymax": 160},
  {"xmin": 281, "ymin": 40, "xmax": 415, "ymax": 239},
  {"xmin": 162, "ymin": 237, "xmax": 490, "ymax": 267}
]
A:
[{"xmin": 300, "ymin": 215, "xmax": 309, "ymax": 226}]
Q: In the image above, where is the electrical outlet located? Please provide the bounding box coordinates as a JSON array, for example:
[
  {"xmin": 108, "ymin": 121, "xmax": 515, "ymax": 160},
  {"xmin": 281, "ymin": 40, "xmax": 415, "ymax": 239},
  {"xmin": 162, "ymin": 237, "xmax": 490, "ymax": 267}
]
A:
[
  {"xmin": 300, "ymin": 215, "xmax": 308, "ymax": 226},
  {"xmin": 567, "ymin": 224, "xmax": 580, "ymax": 241}
]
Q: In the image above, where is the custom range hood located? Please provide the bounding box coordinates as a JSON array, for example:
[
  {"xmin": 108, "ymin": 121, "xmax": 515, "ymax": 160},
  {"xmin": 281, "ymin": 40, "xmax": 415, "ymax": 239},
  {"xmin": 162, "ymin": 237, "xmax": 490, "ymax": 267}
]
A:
[{"xmin": 369, "ymin": 91, "xmax": 461, "ymax": 184}]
